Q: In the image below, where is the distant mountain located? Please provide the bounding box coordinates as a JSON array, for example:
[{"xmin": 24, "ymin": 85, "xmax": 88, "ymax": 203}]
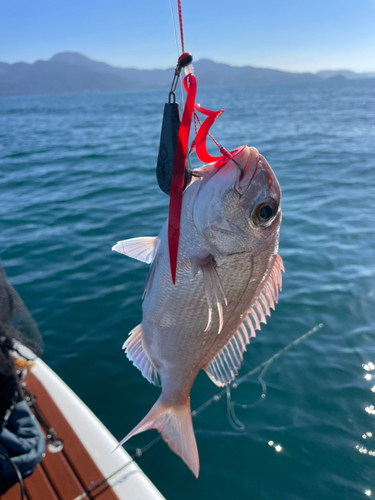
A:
[
  {"xmin": 49, "ymin": 52, "xmax": 173, "ymax": 88},
  {"xmin": 0, "ymin": 52, "xmax": 373, "ymax": 97},
  {"xmin": 0, "ymin": 57, "xmax": 149, "ymax": 97},
  {"xmin": 49, "ymin": 53, "xmax": 321, "ymax": 86},
  {"xmin": 317, "ymin": 69, "xmax": 375, "ymax": 80}
]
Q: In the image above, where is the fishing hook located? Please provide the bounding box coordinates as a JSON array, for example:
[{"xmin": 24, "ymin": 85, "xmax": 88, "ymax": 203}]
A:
[{"xmin": 231, "ymin": 158, "xmax": 244, "ymax": 178}]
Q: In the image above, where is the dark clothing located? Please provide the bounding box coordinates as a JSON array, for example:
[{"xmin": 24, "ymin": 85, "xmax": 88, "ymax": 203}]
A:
[
  {"xmin": 0, "ymin": 262, "xmax": 45, "ymax": 493},
  {"xmin": 0, "ymin": 264, "xmax": 43, "ymax": 370},
  {"xmin": 0, "ymin": 400, "xmax": 46, "ymax": 494},
  {"xmin": 0, "ymin": 331, "xmax": 23, "ymax": 430},
  {"xmin": 0, "ymin": 261, "xmax": 43, "ymax": 424}
]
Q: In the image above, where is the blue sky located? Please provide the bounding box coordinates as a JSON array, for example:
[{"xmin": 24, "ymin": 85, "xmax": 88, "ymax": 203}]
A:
[{"xmin": 2, "ymin": 0, "xmax": 375, "ymax": 72}]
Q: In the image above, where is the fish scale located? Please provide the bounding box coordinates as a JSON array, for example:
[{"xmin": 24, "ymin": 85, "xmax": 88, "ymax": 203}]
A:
[{"xmin": 113, "ymin": 145, "xmax": 283, "ymax": 477}]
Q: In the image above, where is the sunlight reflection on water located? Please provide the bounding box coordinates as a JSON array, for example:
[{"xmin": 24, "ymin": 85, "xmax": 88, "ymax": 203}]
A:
[{"xmin": 1, "ymin": 80, "xmax": 375, "ymax": 500}]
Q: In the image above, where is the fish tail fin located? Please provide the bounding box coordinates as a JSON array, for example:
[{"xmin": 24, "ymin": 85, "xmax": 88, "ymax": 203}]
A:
[{"xmin": 118, "ymin": 396, "xmax": 199, "ymax": 478}]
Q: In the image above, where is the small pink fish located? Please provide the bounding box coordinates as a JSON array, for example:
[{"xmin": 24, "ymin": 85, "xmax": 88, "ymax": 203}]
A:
[{"xmin": 113, "ymin": 146, "xmax": 283, "ymax": 477}]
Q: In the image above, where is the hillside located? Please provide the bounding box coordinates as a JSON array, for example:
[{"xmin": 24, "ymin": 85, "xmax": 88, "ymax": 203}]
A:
[{"xmin": 0, "ymin": 52, "xmax": 373, "ymax": 97}]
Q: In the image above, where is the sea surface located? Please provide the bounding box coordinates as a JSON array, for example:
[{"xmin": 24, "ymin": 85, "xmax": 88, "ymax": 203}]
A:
[{"xmin": 1, "ymin": 79, "xmax": 375, "ymax": 499}]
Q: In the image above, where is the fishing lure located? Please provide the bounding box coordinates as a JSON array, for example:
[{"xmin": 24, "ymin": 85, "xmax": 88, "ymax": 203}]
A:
[{"xmin": 156, "ymin": 46, "xmax": 246, "ymax": 284}]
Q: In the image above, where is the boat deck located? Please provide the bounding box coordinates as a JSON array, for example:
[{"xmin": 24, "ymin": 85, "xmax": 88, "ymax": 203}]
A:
[
  {"xmin": 1, "ymin": 371, "xmax": 118, "ymax": 500},
  {"xmin": 0, "ymin": 361, "xmax": 165, "ymax": 500}
]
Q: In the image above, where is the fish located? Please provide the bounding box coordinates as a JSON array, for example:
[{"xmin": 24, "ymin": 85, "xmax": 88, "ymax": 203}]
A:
[{"xmin": 112, "ymin": 145, "xmax": 283, "ymax": 478}]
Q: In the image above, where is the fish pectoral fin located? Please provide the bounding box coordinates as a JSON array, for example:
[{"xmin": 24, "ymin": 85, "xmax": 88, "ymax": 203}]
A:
[
  {"xmin": 123, "ymin": 324, "xmax": 160, "ymax": 386},
  {"xmin": 205, "ymin": 253, "xmax": 285, "ymax": 387},
  {"xmin": 112, "ymin": 237, "xmax": 160, "ymax": 264},
  {"xmin": 192, "ymin": 254, "xmax": 228, "ymax": 334}
]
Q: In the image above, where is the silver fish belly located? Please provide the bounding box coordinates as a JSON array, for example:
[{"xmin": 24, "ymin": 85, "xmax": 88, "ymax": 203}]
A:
[{"xmin": 113, "ymin": 146, "xmax": 283, "ymax": 477}]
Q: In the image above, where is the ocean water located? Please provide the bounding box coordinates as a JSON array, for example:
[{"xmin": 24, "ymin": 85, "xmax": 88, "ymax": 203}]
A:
[{"xmin": 1, "ymin": 79, "xmax": 375, "ymax": 499}]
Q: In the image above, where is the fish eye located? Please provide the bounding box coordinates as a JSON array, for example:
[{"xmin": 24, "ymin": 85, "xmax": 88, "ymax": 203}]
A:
[{"xmin": 251, "ymin": 198, "xmax": 278, "ymax": 226}]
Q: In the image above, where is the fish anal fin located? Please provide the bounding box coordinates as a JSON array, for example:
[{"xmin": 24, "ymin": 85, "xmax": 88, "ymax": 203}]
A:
[
  {"xmin": 276, "ymin": 253, "xmax": 285, "ymax": 273},
  {"xmin": 118, "ymin": 396, "xmax": 199, "ymax": 478},
  {"xmin": 112, "ymin": 237, "xmax": 160, "ymax": 264},
  {"xmin": 205, "ymin": 253, "xmax": 284, "ymax": 387},
  {"xmin": 205, "ymin": 327, "xmax": 249, "ymax": 387},
  {"xmin": 123, "ymin": 324, "xmax": 160, "ymax": 386}
]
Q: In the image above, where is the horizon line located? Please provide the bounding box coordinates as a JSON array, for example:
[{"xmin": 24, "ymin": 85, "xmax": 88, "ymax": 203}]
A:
[{"xmin": 2, "ymin": 51, "xmax": 375, "ymax": 76}]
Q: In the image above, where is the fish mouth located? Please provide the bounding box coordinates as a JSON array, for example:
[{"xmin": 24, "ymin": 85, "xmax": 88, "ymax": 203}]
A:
[
  {"xmin": 232, "ymin": 146, "xmax": 280, "ymax": 204},
  {"xmin": 233, "ymin": 146, "xmax": 260, "ymax": 193},
  {"xmin": 194, "ymin": 146, "xmax": 278, "ymax": 202}
]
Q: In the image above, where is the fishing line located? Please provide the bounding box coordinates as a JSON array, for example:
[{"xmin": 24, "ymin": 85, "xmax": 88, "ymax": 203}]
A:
[
  {"xmin": 193, "ymin": 111, "xmax": 222, "ymax": 150},
  {"xmin": 237, "ymin": 363, "xmax": 269, "ymax": 409},
  {"xmin": 192, "ymin": 111, "xmax": 241, "ymax": 173},
  {"xmin": 226, "ymin": 385, "xmax": 245, "ymax": 431},
  {"xmin": 82, "ymin": 324, "xmax": 323, "ymax": 496},
  {"xmin": 168, "ymin": 0, "xmax": 185, "ymax": 106},
  {"xmin": 177, "ymin": 0, "xmax": 185, "ymax": 53},
  {"xmin": 73, "ymin": 436, "xmax": 164, "ymax": 499},
  {"xmin": 192, "ymin": 323, "xmax": 323, "ymax": 420},
  {"xmin": 72, "ymin": 458, "xmax": 135, "ymax": 500},
  {"xmin": 0, "ymin": 453, "xmax": 25, "ymax": 500},
  {"xmin": 168, "ymin": 0, "xmax": 181, "ymax": 57},
  {"xmin": 226, "ymin": 363, "xmax": 269, "ymax": 431}
]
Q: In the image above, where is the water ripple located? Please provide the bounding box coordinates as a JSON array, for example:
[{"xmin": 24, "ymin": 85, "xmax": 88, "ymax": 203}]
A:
[{"xmin": 0, "ymin": 80, "xmax": 375, "ymax": 500}]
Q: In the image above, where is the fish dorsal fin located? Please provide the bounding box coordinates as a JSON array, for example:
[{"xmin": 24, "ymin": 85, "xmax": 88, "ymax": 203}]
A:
[
  {"xmin": 205, "ymin": 254, "xmax": 284, "ymax": 387},
  {"xmin": 123, "ymin": 324, "xmax": 160, "ymax": 386},
  {"xmin": 112, "ymin": 237, "xmax": 160, "ymax": 264}
]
